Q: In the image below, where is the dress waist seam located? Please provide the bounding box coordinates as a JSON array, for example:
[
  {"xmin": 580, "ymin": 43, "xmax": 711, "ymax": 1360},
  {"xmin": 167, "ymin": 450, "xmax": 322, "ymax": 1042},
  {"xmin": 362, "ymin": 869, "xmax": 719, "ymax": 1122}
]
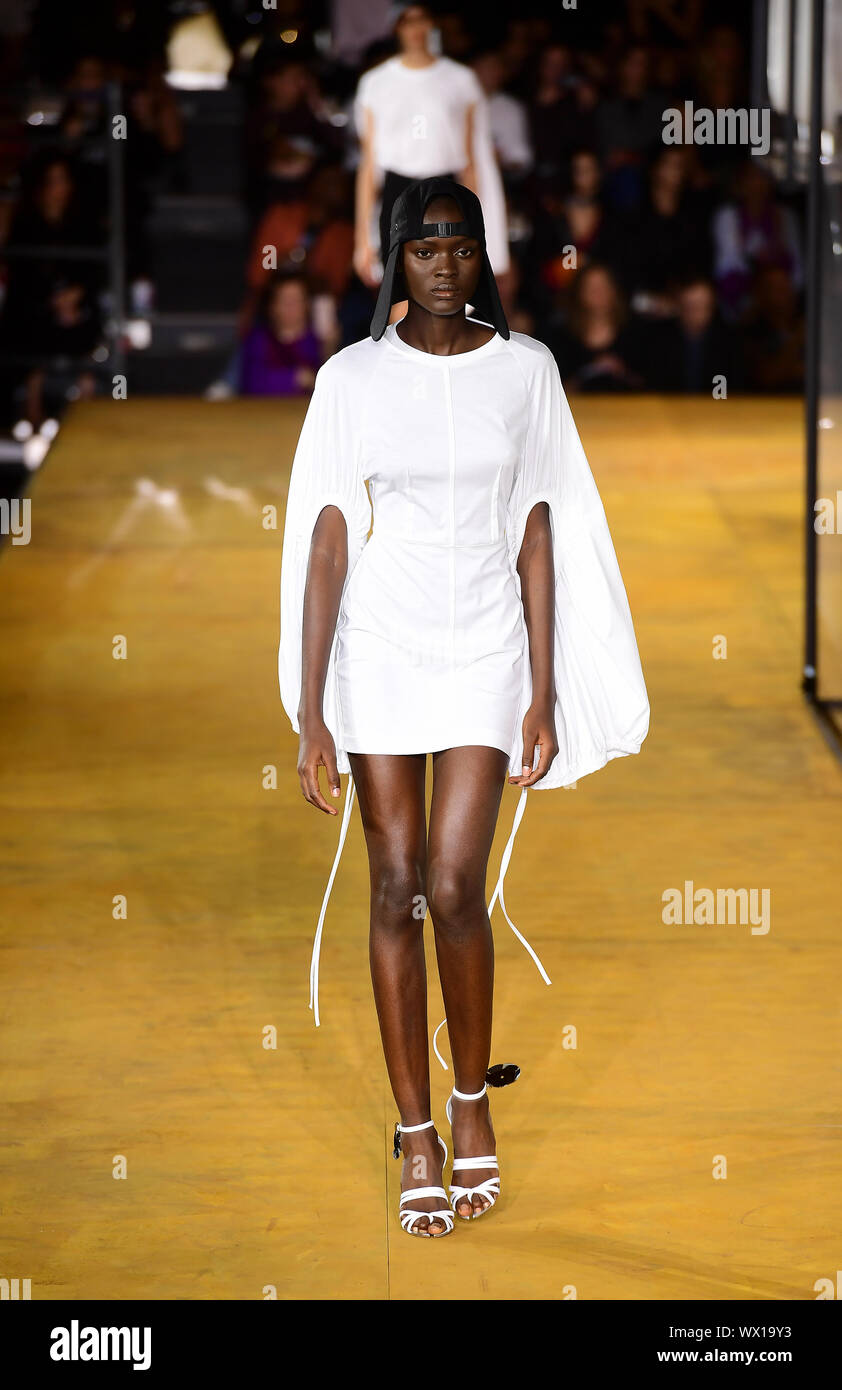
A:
[{"xmin": 369, "ymin": 531, "xmax": 508, "ymax": 550}]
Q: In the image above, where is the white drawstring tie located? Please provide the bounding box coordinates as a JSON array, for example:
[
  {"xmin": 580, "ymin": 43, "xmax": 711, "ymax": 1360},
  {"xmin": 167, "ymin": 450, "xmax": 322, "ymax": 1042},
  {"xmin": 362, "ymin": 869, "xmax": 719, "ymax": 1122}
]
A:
[
  {"xmin": 308, "ymin": 772, "xmax": 356, "ymax": 1026},
  {"xmin": 308, "ymin": 779, "xmax": 551, "ymax": 1048}
]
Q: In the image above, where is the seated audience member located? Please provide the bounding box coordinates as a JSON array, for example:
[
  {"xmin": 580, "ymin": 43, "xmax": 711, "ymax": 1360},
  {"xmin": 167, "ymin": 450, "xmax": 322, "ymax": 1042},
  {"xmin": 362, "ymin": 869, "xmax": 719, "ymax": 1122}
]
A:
[
  {"xmin": 692, "ymin": 25, "xmax": 750, "ymax": 179},
  {"xmin": 553, "ymin": 150, "xmax": 622, "ymax": 267},
  {"xmin": 595, "ymin": 45, "xmax": 664, "ymax": 211},
  {"xmin": 649, "ymin": 44, "xmax": 685, "ymax": 106},
  {"xmin": 123, "ymin": 60, "xmax": 185, "ymax": 288},
  {"xmin": 0, "ymin": 151, "xmax": 104, "ymax": 353},
  {"xmin": 549, "ymin": 263, "xmax": 645, "ymax": 392},
  {"xmin": 57, "ymin": 53, "xmax": 172, "ymax": 293},
  {"xmin": 243, "ymin": 57, "xmax": 343, "ymax": 219},
  {"xmin": 241, "ymin": 165, "xmax": 354, "ymax": 335},
  {"xmin": 57, "ymin": 54, "xmax": 110, "ymax": 147},
  {"xmin": 528, "ymin": 150, "xmax": 625, "ymax": 324},
  {"xmin": 20, "ymin": 278, "xmax": 103, "ymax": 426},
  {"xmin": 497, "ymin": 17, "xmax": 537, "ymax": 88},
  {"xmin": 628, "ymin": 0, "xmax": 704, "ymax": 45},
  {"xmin": 471, "ymin": 48, "xmax": 533, "ymax": 181},
  {"xmin": 646, "ymin": 277, "xmax": 742, "ymax": 393},
  {"xmin": 712, "ymin": 161, "xmax": 803, "ymax": 323},
  {"xmin": 528, "ymin": 43, "xmax": 597, "ymax": 190},
  {"xmin": 621, "ymin": 148, "xmax": 712, "ymax": 309},
  {"xmin": 740, "ymin": 266, "xmax": 804, "ymax": 393},
  {"xmin": 239, "ymin": 271, "xmax": 323, "ymax": 397},
  {"xmin": 495, "ymin": 253, "xmax": 534, "ymax": 337}
]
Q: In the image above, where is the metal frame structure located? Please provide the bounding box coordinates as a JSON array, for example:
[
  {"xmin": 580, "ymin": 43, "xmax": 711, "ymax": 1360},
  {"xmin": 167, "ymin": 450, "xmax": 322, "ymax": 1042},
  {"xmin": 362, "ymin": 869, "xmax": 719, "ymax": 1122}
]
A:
[
  {"xmin": 0, "ymin": 80, "xmax": 126, "ymax": 413},
  {"xmin": 801, "ymin": 0, "xmax": 842, "ymax": 755}
]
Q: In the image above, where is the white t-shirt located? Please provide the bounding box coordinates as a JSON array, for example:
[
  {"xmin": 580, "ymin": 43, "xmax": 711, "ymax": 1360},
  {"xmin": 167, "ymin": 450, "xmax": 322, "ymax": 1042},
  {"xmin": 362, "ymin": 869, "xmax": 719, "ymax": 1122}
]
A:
[
  {"xmin": 354, "ymin": 54, "xmax": 481, "ymax": 178},
  {"xmin": 489, "ymin": 90, "xmax": 533, "ymax": 171},
  {"xmin": 354, "ymin": 55, "xmax": 510, "ymax": 271}
]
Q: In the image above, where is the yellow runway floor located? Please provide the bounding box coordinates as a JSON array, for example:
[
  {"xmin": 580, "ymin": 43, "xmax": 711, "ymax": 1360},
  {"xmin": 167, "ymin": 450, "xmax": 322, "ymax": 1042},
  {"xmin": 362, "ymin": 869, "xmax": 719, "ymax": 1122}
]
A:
[{"xmin": 1, "ymin": 393, "xmax": 839, "ymax": 1301}]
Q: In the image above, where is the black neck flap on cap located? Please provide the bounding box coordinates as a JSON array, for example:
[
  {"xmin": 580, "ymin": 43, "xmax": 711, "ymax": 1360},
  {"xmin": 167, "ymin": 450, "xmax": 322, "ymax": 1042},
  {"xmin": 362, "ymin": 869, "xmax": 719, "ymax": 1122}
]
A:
[{"xmin": 370, "ymin": 175, "xmax": 510, "ymax": 342}]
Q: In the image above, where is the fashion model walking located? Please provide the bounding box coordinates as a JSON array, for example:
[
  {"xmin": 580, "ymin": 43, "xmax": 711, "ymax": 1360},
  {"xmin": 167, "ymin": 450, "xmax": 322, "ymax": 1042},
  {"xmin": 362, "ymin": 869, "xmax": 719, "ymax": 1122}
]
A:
[
  {"xmin": 353, "ymin": 4, "xmax": 509, "ymax": 287},
  {"xmin": 279, "ymin": 177, "xmax": 649, "ymax": 1236}
]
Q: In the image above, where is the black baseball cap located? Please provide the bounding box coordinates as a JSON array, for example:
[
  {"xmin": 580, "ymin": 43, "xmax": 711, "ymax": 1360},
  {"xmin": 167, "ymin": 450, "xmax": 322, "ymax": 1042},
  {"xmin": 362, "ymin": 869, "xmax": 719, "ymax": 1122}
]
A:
[{"xmin": 370, "ymin": 175, "xmax": 510, "ymax": 341}]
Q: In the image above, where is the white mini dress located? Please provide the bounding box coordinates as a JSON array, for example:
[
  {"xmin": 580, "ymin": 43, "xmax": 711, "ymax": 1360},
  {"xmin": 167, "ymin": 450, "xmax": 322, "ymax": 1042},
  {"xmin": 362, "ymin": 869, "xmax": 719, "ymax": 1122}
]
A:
[{"xmin": 278, "ymin": 321, "xmax": 650, "ymax": 1037}]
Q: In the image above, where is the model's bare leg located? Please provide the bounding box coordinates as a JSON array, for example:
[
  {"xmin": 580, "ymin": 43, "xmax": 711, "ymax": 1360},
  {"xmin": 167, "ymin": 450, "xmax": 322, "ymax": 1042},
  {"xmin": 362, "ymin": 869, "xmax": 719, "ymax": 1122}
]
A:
[
  {"xmin": 348, "ymin": 750, "xmax": 447, "ymax": 1236},
  {"xmin": 427, "ymin": 744, "xmax": 509, "ymax": 1217}
]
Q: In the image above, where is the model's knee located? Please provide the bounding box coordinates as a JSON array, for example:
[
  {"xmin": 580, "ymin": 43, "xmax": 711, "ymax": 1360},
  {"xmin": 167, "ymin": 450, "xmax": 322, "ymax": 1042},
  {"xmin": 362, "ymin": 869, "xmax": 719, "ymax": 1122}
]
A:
[
  {"xmin": 370, "ymin": 858, "xmax": 426, "ymax": 926},
  {"xmin": 427, "ymin": 864, "xmax": 485, "ymax": 934}
]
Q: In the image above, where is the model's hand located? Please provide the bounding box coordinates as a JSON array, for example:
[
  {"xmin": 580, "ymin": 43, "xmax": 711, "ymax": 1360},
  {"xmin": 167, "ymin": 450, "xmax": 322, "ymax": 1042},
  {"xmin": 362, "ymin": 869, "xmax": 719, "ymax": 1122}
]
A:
[
  {"xmin": 353, "ymin": 240, "xmax": 380, "ymax": 289},
  {"xmin": 297, "ymin": 720, "xmax": 342, "ymax": 814},
  {"xmin": 508, "ymin": 702, "xmax": 559, "ymax": 786},
  {"xmin": 294, "ymin": 366, "xmax": 317, "ymax": 392},
  {"xmin": 494, "ymin": 266, "xmax": 515, "ymax": 299}
]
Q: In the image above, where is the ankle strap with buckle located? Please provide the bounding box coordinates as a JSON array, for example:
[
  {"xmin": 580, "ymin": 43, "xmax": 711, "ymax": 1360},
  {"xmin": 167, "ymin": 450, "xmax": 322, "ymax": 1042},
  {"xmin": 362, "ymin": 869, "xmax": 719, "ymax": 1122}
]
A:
[{"xmin": 393, "ymin": 1116, "xmax": 434, "ymax": 1158}]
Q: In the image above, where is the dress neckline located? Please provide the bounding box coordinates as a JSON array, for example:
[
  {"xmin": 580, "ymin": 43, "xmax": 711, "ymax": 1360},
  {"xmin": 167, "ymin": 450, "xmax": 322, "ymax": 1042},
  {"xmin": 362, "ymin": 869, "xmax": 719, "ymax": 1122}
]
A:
[
  {"xmin": 384, "ymin": 319, "xmax": 502, "ymax": 365},
  {"xmin": 394, "ymin": 56, "xmax": 443, "ymax": 77}
]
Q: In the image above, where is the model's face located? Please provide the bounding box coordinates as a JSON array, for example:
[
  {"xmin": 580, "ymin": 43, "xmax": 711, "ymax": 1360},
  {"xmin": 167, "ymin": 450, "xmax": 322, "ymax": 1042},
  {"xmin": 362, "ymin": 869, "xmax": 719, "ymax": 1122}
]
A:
[
  {"xmin": 40, "ymin": 162, "xmax": 74, "ymax": 213},
  {"xmin": 580, "ymin": 269, "xmax": 615, "ymax": 313},
  {"xmin": 473, "ymin": 54, "xmax": 503, "ymax": 92},
  {"xmin": 71, "ymin": 57, "xmax": 106, "ymax": 92},
  {"xmin": 539, "ymin": 46, "xmax": 570, "ymax": 84},
  {"xmin": 400, "ymin": 200, "xmax": 482, "ymax": 319},
  {"xmin": 401, "ymin": 233, "xmax": 482, "ymax": 316},
  {"xmin": 572, "ymin": 153, "xmax": 599, "ymax": 196},
  {"xmin": 679, "ymin": 284, "xmax": 714, "ymax": 334},
  {"xmin": 653, "ymin": 150, "xmax": 685, "ymax": 191},
  {"xmin": 269, "ymin": 282, "xmax": 308, "ymax": 332},
  {"xmin": 396, "ymin": 8, "xmax": 433, "ymax": 52},
  {"xmin": 620, "ymin": 48, "xmax": 647, "ymax": 94}
]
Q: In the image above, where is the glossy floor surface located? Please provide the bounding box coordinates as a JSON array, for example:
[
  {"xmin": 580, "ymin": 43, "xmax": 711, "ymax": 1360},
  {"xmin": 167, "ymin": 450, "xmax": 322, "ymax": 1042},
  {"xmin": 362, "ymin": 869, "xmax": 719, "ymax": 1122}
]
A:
[{"xmin": 1, "ymin": 394, "xmax": 839, "ymax": 1300}]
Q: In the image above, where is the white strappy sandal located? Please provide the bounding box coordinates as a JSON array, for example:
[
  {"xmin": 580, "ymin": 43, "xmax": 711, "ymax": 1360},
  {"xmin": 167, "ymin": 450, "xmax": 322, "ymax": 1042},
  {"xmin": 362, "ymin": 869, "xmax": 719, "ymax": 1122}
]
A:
[
  {"xmin": 393, "ymin": 1118, "xmax": 455, "ymax": 1237},
  {"xmin": 445, "ymin": 1084, "xmax": 500, "ymax": 1220}
]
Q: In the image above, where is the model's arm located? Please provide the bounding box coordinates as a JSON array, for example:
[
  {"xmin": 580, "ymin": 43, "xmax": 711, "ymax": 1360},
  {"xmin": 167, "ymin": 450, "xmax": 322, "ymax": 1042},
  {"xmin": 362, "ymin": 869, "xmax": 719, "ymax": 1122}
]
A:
[
  {"xmin": 354, "ymin": 106, "xmax": 379, "ymax": 289},
  {"xmin": 461, "ymin": 98, "xmax": 511, "ymax": 286},
  {"xmin": 297, "ymin": 503, "xmax": 348, "ymax": 814},
  {"xmin": 459, "ymin": 103, "xmax": 477, "ymax": 190},
  {"xmin": 511, "ymin": 501, "xmax": 559, "ymax": 786}
]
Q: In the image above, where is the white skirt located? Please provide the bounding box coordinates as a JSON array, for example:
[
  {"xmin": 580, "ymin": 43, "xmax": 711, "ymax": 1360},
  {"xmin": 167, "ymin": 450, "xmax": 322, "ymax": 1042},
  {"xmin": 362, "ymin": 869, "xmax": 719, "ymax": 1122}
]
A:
[{"xmin": 336, "ymin": 529, "xmax": 525, "ymax": 758}]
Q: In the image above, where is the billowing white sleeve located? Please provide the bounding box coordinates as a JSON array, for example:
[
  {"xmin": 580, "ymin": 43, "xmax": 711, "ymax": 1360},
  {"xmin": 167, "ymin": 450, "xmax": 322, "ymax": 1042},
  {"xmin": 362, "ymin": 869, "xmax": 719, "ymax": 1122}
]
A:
[
  {"xmin": 278, "ymin": 356, "xmax": 372, "ymax": 771},
  {"xmin": 465, "ymin": 73, "xmax": 510, "ymax": 275},
  {"xmin": 505, "ymin": 343, "xmax": 650, "ymax": 787},
  {"xmin": 352, "ymin": 68, "xmax": 371, "ymax": 140}
]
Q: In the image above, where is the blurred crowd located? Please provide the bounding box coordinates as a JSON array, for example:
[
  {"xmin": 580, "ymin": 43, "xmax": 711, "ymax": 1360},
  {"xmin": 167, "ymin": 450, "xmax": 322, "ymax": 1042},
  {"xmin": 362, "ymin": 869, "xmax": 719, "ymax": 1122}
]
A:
[{"xmin": 0, "ymin": 0, "xmax": 805, "ymax": 426}]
